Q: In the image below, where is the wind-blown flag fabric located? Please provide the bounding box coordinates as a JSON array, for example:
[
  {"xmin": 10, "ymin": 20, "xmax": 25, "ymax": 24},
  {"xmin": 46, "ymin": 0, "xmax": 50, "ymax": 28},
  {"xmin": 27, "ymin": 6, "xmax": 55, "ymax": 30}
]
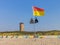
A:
[
  {"xmin": 33, "ymin": 6, "xmax": 44, "ymax": 16},
  {"xmin": 30, "ymin": 17, "xmax": 38, "ymax": 24}
]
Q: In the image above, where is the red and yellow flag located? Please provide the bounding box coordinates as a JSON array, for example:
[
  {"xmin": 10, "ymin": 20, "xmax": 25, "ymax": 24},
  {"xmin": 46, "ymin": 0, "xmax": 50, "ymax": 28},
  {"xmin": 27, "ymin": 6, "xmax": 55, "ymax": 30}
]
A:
[{"xmin": 33, "ymin": 6, "xmax": 44, "ymax": 16}]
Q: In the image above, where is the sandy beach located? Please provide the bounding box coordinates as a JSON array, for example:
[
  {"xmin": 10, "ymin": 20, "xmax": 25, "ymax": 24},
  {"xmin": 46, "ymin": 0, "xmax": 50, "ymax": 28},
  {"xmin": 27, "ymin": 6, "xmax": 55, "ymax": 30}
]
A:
[{"xmin": 0, "ymin": 38, "xmax": 60, "ymax": 45}]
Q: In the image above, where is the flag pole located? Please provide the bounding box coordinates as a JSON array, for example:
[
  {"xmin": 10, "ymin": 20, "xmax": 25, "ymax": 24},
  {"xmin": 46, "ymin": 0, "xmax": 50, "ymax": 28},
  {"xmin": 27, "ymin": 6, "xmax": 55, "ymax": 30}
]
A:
[
  {"xmin": 32, "ymin": 6, "xmax": 36, "ymax": 37},
  {"xmin": 33, "ymin": 17, "xmax": 36, "ymax": 41},
  {"xmin": 34, "ymin": 17, "xmax": 36, "ymax": 37},
  {"xmin": 32, "ymin": 6, "xmax": 38, "ymax": 39},
  {"xmin": 34, "ymin": 16, "xmax": 38, "ymax": 41},
  {"xmin": 34, "ymin": 17, "xmax": 37, "ymax": 36}
]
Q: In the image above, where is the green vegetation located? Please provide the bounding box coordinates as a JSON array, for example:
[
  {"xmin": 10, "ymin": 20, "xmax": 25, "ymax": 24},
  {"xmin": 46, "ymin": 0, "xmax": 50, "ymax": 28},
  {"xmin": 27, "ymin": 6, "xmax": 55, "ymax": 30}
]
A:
[{"xmin": 0, "ymin": 30, "xmax": 60, "ymax": 36}]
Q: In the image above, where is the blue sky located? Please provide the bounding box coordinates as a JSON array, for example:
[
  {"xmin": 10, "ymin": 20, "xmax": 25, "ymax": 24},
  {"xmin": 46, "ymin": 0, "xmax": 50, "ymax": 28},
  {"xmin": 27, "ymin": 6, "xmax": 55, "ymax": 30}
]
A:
[{"xmin": 0, "ymin": 0, "xmax": 60, "ymax": 32}]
